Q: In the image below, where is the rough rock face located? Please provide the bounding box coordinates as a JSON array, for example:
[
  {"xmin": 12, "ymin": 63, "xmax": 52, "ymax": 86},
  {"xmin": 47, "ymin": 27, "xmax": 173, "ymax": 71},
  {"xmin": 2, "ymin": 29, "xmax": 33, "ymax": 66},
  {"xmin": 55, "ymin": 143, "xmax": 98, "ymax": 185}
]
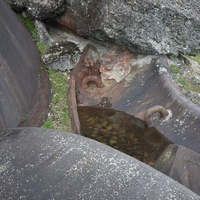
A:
[
  {"xmin": 4, "ymin": 0, "xmax": 25, "ymax": 11},
  {"xmin": 42, "ymin": 42, "xmax": 81, "ymax": 71},
  {"xmin": 55, "ymin": 8, "xmax": 77, "ymax": 32},
  {"xmin": 68, "ymin": 0, "xmax": 200, "ymax": 55},
  {"xmin": 5, "ymin": 0, "xmax": 67, "ymax": 20},
  {"xmin": 5, "ymin": 0, "xmax": 200, "ymax": 55},
  {"xmin": 34, "ymin": 20, "xmax": 54, "ymax": 45}
]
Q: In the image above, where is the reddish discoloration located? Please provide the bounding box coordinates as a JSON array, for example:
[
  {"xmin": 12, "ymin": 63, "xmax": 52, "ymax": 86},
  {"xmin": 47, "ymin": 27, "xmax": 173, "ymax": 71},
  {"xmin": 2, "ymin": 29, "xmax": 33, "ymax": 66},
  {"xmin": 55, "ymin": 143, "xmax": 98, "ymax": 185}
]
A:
[
  {"xmin": 79, "ymin": 59, "xmax": 104, "ymax": 89},
  {"xmin": 71, "ymin": 44, "xmax": 104, "ymax": 90},
  {"xmin": 100, "ymin": 47, "xmax": 134, "ymax": 80},
  {"xmin": 55, "ymin": 8, "xmax": 76, "ymax": 32},
  {"xmin": 82, "ymin": 75, "xmax": 104, "ymax": 89}
]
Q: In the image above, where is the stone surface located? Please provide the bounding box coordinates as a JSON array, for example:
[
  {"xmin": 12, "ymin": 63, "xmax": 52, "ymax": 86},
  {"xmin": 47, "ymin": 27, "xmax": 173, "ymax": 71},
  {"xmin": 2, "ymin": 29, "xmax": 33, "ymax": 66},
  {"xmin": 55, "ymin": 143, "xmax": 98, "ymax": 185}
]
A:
[
  {"xmin": 0, "ymin": 128, "xmax": 200, "ymax": 199},
  {"xmin": 5, "ymin": 0, "xmax": 67, "ymax": 20},
  {"xmin": 55, "ymin": 8, "xmax": 77, "ymax": 32},
  {"xmin": 4, "ymin": 0, "xmax": 25, "ymax": 11},
  {"xmin": 34, "ymin": 20, "xmax": 54, "ymax": 46},
  {"xmin": 100, "ymin": 47, "xmax": 134, "ymax": 82},
  {"xmin": 42, "ymin": 41, "xmax": 81, "ymax": 71},
  {"xmin": 6, "ymin": 0, "xmax": 200, "ymax": 55},
  {"xmin": 47, "ymin": 25, "xmax": 138, "ymax": 80},
  {"xmin": 68, "ymin": 0, "xmax": 200, "ymax": 55}
]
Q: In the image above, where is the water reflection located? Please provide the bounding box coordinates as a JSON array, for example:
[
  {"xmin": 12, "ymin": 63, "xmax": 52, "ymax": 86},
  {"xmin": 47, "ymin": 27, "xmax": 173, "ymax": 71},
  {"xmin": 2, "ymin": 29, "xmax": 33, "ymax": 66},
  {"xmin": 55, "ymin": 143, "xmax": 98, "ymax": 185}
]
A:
[{"xmin": 78, "ymin": 106, "xmax": 172, "ymax": 166}]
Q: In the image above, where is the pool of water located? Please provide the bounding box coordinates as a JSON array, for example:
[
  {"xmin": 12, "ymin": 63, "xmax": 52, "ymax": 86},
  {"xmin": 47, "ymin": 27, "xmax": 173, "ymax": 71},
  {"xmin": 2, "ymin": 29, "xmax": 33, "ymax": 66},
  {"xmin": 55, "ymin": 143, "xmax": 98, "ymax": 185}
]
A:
[{"xmin": 78, "ymin": 106, "xmax": 172, "ymax": 166}]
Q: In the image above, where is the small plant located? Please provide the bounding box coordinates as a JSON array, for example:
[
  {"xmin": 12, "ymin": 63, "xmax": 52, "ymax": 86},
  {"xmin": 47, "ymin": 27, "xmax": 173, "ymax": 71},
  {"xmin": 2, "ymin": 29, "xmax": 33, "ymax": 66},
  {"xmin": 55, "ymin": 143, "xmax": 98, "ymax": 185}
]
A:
[
  {"xmin": 43, "ymin": 70, "xmax": 72, "ymax": 132},
  {"xmin": 43, "ymin": 118, "xmax": 53, "ymax": 129},
  {"xmin": 170, "ymin": 64, "xmax": 180, "ymax": 74},
  {"xmin": 189, "ymin": 85, "xmax": 200, "ymax": 93},
  {"xmin": 37, "ymin": 42, "xmax": 49, "ymax": 54},
  {"xmin": 19, "ymin": 15, "xmax": 49, "ymax": 54},
  {"xmin": 19, "ymin": 15, "xmax": 40, "ymax": 42},
  {"xmin": 176, "ymin": 77, "xmax": 200, "ymax": 93},
  {"xmin": 177, "ymin": 77, "xmax": 187, "ymax": 85},
  {"xmin": 191, "ymin": 54, "xmax": 200, "ymax": 65},
  {"xmin": 186, "ymin": 53, "xmax": 200, "ymax": 65},
  {"xmin": 19, "ymin": 14, "xmax": 71, "ymax": 132}
]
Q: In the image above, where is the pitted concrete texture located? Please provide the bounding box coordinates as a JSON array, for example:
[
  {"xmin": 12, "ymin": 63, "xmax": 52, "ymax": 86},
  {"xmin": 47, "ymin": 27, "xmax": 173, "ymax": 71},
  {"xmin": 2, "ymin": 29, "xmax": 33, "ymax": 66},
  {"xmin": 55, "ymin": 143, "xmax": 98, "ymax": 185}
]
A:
[{"xmin": 0, "ymin": 128, "xmax": 199, "ymax": 199}]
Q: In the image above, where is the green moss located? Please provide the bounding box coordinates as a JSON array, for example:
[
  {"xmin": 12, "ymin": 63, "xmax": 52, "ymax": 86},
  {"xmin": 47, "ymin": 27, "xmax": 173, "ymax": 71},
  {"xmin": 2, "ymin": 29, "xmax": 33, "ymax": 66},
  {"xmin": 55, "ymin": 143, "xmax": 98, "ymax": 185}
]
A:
[
  {"xmin": 170, "ymin": 64, "xmax": 180, "ymax": 74},
  {"xmin": 19, "ymin": 15, "xmax": 49, "ymax": 54},
  {"xmin": 188, "ymin": 85, "xmax": 200, "ymax": 93},
  {"xmin": 43, "ymin": 70, "xmax": 72, "ymax": 132},
  {"xmin": 43, "ymin": 118, "xmax": 53, "ymax": 129},
  {"xmin": 176, "ymin": 76, "xmax": 200, "ymax": 93},
  {"xmin": 177, "ymin": 77, "xmax": 187, "ymax": 85},
  {"xmin": 190, "ymin": 54, "xmax": 200, "ymax": 65},
  {"xmin": 20, "ymin": 15, "xmax": 40, "ymax": 42},
  {"xmin": 19, "ymin": 15, "xmax": 71, "ymax": 131},
  {"xmin": 170, "ymin": 57, "xmax": 200, "ymax": 94},
  {"xmin": 37, "ymin": 42, "xmax": 49, "ymax": 54}
]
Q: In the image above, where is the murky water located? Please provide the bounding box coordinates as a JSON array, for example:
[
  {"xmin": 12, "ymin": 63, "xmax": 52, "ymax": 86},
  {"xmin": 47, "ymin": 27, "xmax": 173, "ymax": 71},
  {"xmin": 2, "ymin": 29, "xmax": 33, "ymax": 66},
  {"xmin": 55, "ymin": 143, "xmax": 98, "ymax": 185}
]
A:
[{"xmin": 78, "ymin": 106, "xmax": 172, "ymax": 166}]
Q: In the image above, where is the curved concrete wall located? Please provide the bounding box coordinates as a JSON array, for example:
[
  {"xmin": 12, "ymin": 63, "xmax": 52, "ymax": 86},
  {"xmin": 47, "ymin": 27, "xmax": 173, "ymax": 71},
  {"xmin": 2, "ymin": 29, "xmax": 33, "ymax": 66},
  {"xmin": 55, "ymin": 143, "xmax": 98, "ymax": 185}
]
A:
[
  {"xmin": 0, "ymin": 1, "xmax": 41, "ymax": 129},
  {"xmin": 1, "ymin": 128, "xmax": 199, "ymax": 199}
]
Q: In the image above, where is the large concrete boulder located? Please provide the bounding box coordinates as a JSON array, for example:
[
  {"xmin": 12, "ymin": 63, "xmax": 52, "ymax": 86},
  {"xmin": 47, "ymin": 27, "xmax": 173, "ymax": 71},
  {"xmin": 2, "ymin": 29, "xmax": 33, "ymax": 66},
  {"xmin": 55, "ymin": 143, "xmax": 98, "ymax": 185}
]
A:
[
  {"xmin": 0, "ymin": 128, "xmax": 200, "ymax": 199},
  {"xmin": 5, "ymin": 0, "xmax": 200, "ymax": 54},
  {"xmin": 68, "ymin": 0, "xmax": 200, "ymax": 55},
  {"xmin": 5, "ymin": 0, "xmax": 67, "ymax": 20}
]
